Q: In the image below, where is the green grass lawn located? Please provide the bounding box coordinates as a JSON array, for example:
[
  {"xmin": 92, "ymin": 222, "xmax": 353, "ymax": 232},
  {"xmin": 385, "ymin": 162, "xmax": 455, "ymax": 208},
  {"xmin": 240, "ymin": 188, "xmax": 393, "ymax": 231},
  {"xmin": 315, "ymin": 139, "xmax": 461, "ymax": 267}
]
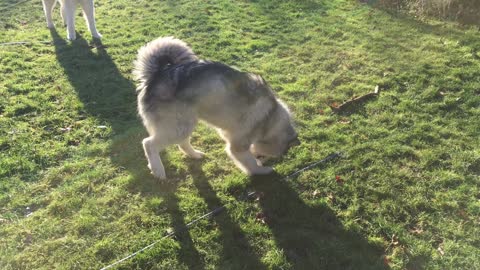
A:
[{"xmin": 1, "ymin": 0, "xmax": 479, "ymax": 269}]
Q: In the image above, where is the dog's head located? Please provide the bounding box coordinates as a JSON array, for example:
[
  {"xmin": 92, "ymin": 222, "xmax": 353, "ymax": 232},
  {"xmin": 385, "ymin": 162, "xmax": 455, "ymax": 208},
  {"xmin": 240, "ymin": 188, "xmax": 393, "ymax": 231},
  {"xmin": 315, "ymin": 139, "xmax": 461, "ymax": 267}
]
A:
[{"xmin": 251, "ymin": 100, "xmax": 300, "ymax": 158}]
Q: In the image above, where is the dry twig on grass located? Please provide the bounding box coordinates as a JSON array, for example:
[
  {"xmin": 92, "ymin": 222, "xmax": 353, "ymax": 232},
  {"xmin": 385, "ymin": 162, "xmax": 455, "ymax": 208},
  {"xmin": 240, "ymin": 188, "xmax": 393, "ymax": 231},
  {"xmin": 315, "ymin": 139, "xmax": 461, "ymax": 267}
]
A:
[{"xmin": 330, "ymin": 85, "xmax": 380, "ymax": 114}]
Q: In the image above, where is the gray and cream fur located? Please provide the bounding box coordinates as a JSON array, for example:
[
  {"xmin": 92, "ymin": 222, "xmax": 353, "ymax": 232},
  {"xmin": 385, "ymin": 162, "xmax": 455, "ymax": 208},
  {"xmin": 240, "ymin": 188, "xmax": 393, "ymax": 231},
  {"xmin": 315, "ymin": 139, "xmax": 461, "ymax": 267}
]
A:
[{"xmin": 134, "ymin": 37, "xmax": 299, "ymax": 179}]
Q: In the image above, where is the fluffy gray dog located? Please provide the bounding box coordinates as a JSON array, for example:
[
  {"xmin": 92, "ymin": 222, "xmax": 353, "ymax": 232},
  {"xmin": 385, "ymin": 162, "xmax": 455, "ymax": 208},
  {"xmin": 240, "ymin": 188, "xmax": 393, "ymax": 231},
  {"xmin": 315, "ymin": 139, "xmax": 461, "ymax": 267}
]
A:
[{"xmin": 134, "ymin": 37, "xmax": 299, "ymax": 179}]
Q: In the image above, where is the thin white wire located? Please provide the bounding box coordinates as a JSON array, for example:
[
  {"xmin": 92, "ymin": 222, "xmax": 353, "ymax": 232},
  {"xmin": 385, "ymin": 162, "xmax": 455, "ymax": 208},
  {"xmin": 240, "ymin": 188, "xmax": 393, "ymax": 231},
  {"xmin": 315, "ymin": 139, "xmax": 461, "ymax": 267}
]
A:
[
  {"xmin": 0, "ymin": 41, "xmax": 53, "ymax": 46},
  {"xmin": 100, "ymin": 152, "xmax": 342, "ymax": 270},
  {"xmin": 0, "ymin": 0, "xmax": 32, "ymax": 13}
]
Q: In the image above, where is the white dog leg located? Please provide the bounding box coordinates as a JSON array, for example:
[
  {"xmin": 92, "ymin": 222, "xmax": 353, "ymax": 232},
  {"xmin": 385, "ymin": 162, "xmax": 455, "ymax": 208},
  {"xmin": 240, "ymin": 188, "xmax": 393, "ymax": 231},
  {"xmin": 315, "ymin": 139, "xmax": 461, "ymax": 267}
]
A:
[
  {"xmin": 81, "ymin": 0, "xmax": 102, "ymax": 39},
  {"xmin": 227, "ymin": 145, "xmax": 273, "ymax": 175},
  {"xmin": 60, "ymin": 4, "xmax": 67, "ymax": 26},
  {"xmin": 42, "ymin": 0, "xmax": 56, "ymax": 28},
  {"xmin": 63, "ymin": 0, "xmax": 77, "ymax": 40},
  {"xmin": 142, "ymin": 137, "xmax": 166, "ymax": 179},
  {"xmin": 178, "ymin": 138, "xmax": 205, "ymax": 159}
]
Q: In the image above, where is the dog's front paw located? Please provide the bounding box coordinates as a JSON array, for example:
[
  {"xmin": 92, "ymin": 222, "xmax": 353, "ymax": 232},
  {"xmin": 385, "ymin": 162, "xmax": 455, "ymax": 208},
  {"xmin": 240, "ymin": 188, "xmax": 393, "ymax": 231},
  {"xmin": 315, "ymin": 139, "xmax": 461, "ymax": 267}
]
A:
[
  {"xmin": 92, "ymin": 32, "xmax": 102, "ymax": 39},
  {"xmin": 189, "ymin": 150, "xmax": 205, "ymax": 159},
  {"xmin": 67, "ymin": 33, "xmax": 77, "ymax": 41},
  {"xmin": 47, "ymin": 22, "xmax": 55, "ymax": 29},
  {"xmin": 248, "ymin": 166, "xmax": 274, "ymax": 176},
  {"xmin": 151, "ymin": 169, "xmax": 166, "ymax": 180},
  {"xmin": 148, "ymin": 164, "xmax": 166, "ymax": 180}
]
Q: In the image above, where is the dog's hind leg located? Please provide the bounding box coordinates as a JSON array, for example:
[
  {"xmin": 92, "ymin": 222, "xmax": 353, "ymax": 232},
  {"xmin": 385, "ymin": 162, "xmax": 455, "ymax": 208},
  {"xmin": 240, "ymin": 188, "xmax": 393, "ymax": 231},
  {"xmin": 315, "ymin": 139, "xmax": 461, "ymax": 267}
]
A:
[
  {"xmin": 178, "ymin": 138, "xmax": 205, "ymax": 159},
  {"xmin": 42, "ymin": 0, "xmax": 56, "ymax": 28},
  {"xmin": 60, "ymin": 4, "xmax": 67, "ymax": 26},
  {"xmin": 63, "ymin": 0, "xmax": 77, "ymax": 40},
  {"xmin": 142, "ymin": 136, "xmax": 167, "ymax": 179},
  {"xmin": 80, "ymin": 0, "xmax": 102, "ymax": 39}
]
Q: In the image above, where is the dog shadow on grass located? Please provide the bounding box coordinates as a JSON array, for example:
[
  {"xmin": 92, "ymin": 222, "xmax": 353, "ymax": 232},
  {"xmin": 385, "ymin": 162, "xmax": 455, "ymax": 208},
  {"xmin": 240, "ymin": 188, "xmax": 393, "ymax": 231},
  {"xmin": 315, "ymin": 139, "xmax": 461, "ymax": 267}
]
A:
[
  {"xmin": 185, "ymin": 160, "xmax": 387, "ymax": 270},
  {"xmin": 49, "ymin": 29, "xmax": 386, "ymax": 269},
  {"xmin": 249, "ymin": 171, "xmax": 388, "ymax": 269},
  {"xmin": 186, "ymin": 161, "xmax": 268, "ymax": 270},
  {"xmin": 115, "ymin": 152, "xmax": 267, "ymax": 269},
  {"xmin": 125, "ymin": 168, "xmax": 208, "ymax": 270},
  {"xmin": 49, "ymin": 29, "xmax": 137, "ymax": 134}
]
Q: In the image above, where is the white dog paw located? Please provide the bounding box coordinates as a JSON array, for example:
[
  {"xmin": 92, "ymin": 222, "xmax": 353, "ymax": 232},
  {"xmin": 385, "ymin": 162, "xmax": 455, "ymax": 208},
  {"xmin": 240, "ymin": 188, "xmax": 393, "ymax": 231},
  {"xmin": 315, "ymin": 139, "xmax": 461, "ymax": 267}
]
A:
[
  {"xmin": 189, "ymin": 150, "xmax": 205, "ymax": 159},
  {"xmin": 148, "ymin": 164, "xmax": 166, "ymax": 179},
  {"xmin": 92, "ymin": 32, "xmax": 102, "ymax": 39},
  {"xmin": 47, "ymin": 22, "xmax": 55, "ymax": 29},
  {"xmin": 67, "ymin": 33, "xmax": 76, "ymax": 41},
  {"xmin": 151, "ymin": 169, "xmax": 166, "ymax": 180},
  {"xmin": 249, "ymin": 166, "xmax": 274, "ymax": 175}
]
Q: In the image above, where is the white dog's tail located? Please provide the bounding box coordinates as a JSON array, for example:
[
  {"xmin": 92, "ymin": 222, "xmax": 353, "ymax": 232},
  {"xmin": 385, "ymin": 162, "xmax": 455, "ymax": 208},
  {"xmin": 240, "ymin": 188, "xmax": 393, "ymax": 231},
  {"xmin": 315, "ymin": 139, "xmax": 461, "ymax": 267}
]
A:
[{"xmin": 133, "ymin": 37, "xmax": 198, "ymax": 90}]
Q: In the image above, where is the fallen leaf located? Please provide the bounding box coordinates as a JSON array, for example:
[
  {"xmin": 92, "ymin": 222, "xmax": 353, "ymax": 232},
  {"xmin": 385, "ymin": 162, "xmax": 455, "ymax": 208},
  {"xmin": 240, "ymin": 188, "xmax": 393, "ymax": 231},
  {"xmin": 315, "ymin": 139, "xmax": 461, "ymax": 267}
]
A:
[
  {"xmin": 67, "ymin": 140, "xmax": 80, "ymax": 146},
  {"xmin": 339, "ymin": 118, "xmax": 350, "ymax": 124},
  {"xmin": 318, "ymin": 109, "xmax": 325, "ymax": 115},
  {"xmin": 313, "ymin": 189, "xmax": 321, "ymax": 197},
  {"xmin": 23, "ymin": 234, "xmax": 33, "ymax": 245},
  {"xmin": 324, "ymin": 119, "xmax": 334, "ymax": 126},
  {"xmin": 383, "ymin": 256, "xmax": 391, "ymax": 267},
  {"xmin": 327, "ymin": 193, "xmax": 335, "ymax": 203},
  {"xmin": 335, "ymin": 175, "xmax": 344, "ymax": 185},
  {"xmin": 409, "ymin": 227, "xmax": 424, "ymax": 235},
  {"xmin": 458, "ymin": 210, "xmax": 469, "ymax": 220},
  {"xmin": 391, "ymin": 234, "xmax": 400, "ymax": 247},
  {"xmin": 255, "ymin": 212, "xmax": 268, "ymax": 225},
  {"xmin": 437, "ymin": 244, "xmax": 445, "ymax": 256},
  {"xmin": 165, "ymin": 227, "xmax": 174, "ymax": 235}
]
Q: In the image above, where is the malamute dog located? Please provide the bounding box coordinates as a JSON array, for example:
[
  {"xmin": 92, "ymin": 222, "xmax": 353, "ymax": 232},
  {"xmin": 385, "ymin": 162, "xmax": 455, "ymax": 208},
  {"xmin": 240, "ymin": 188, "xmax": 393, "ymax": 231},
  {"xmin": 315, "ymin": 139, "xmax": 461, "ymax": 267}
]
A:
[
  {"xmin": 42, "ymin": 0, "xmax": 101, "ymax": 40},
  {"xmin": 133, "ymin": 37, "xmax": 300, "ymax": 179}
]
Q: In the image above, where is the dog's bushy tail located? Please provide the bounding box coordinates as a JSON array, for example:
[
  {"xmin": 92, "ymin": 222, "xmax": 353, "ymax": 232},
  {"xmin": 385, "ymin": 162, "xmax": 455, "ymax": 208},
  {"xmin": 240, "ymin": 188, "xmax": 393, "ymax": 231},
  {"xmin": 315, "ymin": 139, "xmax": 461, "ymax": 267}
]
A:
[{"xmin": 133, "ymin": 37, "xmax": 198, "ymax": 91}]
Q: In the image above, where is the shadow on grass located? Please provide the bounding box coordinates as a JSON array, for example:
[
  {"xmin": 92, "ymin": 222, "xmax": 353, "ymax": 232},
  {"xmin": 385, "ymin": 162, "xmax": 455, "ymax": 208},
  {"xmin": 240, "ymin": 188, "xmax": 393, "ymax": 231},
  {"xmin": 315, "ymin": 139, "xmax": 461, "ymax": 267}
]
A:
[
  {"xmin": 49, "ymin": 20, "xmax": 386, "ymax": 269},
  {"xmin": 127, "ymin": 173, "xmax": 207, "ymax": 270},
  {"xmin": 250, "ymin": 172, "xmax": 387, "ymax": 269},
  {"xmin": 353, "ymin": 2, "xmax": 480, "ymax": 60},
  {"xmin": 187, "ymin": 161, "xmax": 267, "ymax": 270},
  {"xmin": 49, "ymin": 29, "xmax": 205, "ymax": 269},
  {"xmin": 365, "ymin": 0, "xmax": 480, "ymax": 26},
  {"xmin": 49, "ymin": 29, "xmax": 137, "ymax": 134}
]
